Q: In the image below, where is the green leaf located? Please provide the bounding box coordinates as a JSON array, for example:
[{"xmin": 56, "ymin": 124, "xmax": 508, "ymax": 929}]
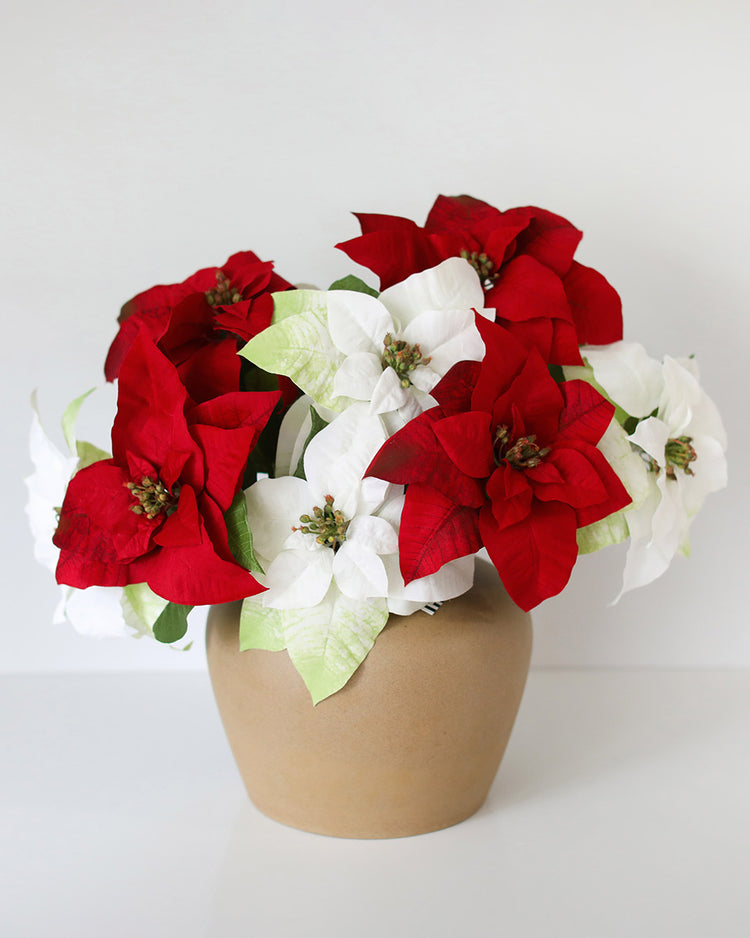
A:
[
  {"xmin": 328, "ymin": 275, "xmax": 379, "ymax": 298},
  {"xmin": 225, "ymin": 492, "xmax": 265, "ymax": 575},
  {"xmin": 293, "ymin": 405, "xmax": 329, "ymax": 479},
  {"xmin": 153, "ymin": 603, "xmax": 193, "ymax": 644},
  {"xmin": 61, "ymin": 388, "xmax": 96, "ymax": 455}
]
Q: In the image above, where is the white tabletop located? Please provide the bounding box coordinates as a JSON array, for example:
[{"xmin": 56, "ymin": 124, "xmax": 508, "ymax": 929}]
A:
[{"xmin": 3, "ymin": 669, "xmax": 749, "ymax": 937}]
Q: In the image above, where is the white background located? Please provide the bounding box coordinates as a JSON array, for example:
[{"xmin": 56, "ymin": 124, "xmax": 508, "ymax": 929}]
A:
[{"xmin": 2, "ymin": 0, "xmax": 748, "ymax": 673}]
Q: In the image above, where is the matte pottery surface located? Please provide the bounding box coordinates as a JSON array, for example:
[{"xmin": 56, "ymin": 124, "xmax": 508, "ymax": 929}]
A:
[{"xmin": 206, "ymin": 561, "xmax": 532, "ymax": 838}]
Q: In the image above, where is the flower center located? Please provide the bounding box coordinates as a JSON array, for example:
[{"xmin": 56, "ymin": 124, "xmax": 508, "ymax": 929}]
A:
[
  {"xmin": 205, "ymin": 270, "xmax": 242, "ymax": 307},
  {"xmin": 643, "ymin": 435, "xmax": 697, "ymax": 480},
  {"xmin": 294, "ymin": 494, "xmax": 350, "ymax": 551},
  {"xmin": 460, "ymin": 249, "xmax": 498, "ymax": 289},
  {"xmin": 124, "ymin": 476, "xmax": 180, "ymax": 520},
  {"xmin": 381, "ymin": 333, "xmax": 432, "ymax": 388},
  {"xmin": 493, "ymin": 425, "xmax": 549, "ymax": 469}
]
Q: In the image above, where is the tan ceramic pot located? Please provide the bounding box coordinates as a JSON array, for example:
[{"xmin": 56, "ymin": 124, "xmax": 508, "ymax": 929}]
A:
[{"xmin": 205, "ymin": 560, "xmax": 532, "ymax": 839}]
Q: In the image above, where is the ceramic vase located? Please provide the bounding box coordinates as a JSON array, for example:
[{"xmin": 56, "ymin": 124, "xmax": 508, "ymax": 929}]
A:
[{"xmin": 206, "ymin": 560, "xmax": 532, "ymax": 839}]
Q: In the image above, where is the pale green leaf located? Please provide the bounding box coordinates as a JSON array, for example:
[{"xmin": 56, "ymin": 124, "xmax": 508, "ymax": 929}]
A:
[
  {"xmin": 240, "ymin": 589, "xmax": 389, "ymax": 705},
  {"xmin": 76, "ymin": 440, "xmax": 110, "ymax": 471},
  {"xmin": 225, "ymin": 492, "xmax": 265, "ymax": 575},
  {"xmin": 121, "ymin": 584, "xmax": 170, "ymax": 638},
  {"xmin": 287, "ymin": 592, "xmax": 389, "ymax": 705},
  {"xmin": 271, "ymin": 289, "xmax": 329, "ymax": 323},
  {"xmin": 61, "ymin": 388, "xmax": 96, "ymax": 455},
  {"xmin": 239, "ymin": 598, "xmax": 286, "ymax": 652},
  {"xmin": 240, "ymin": 305, "xmax": 352, "ymax": 412}
]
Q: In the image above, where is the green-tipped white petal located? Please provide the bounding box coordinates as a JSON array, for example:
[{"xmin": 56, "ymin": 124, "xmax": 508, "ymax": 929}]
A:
[{"xmin": 240, "ymin": 305, "xmax": 351, "ymax": 412}]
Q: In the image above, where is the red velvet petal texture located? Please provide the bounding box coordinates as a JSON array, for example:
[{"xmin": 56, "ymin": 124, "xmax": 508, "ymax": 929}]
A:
[
  {"xmin": 479, "ymin": 501, "xmax": 579, "ymax": 611},
  {"xmin": 563, "ymin": 261, "xmax": 623, "ymax": 345},
  {"xmin": 433, "ymin": 411, "xmax": 495, "ymax": 479},
  {"xmin": 398, "ymin": 485, "xmax": 482, "ymax": 583},
  {"xmin": 366, "ymin": 409, "xmax": 485, "ymax": 508}
]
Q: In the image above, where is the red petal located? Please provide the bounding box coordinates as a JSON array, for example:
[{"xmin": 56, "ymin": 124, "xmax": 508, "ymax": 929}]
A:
[
  {"xmin": 431, "ymin": 360, "xmax": 481, "ymax": 413},
  {"xmin": 54, "ymin": 460, "xmax": 155, "ymax": 565},
  {"xmin": 490, "ymin": 349, "xmax": 563, "ymax": 445},
  {"xmin": 128, "ymin": 525, "xmax": 264, "ymax": 605},
  {"xmin": 557, "ymin": 380, "xmax": 615, "ymax": 445},
  {"xmin": 487, "ymin": 255, "xmax": 572, "ymax": 324},
  {"xmin": 559, "ymin": 441, "xmax": 632, "ymax": 527},
  {"xmin": 501, "ymin": 206, "xmax": 582, "ymax": 276},
  {"xmin": 336, "ymin": 227, "xmax": 444, "ymax": 289},
  {"xmin": 528, "ymin": 446, "xmax": 608, "ymax": 508},
  {"xmin": 366, "ymin": 409, "xmax": 485, "ymax": 508},
  {"xmin": 563, "ymin": 261, "xmax": 623, "ymax": 345},
  {"xmin": 479, "ymin": 501, "xmax": 579, "ymax": 611},
  {"xmin": 398, "ymin": 484, "xmax": 482, "ymax": 583},
  {"xmin": 470, "ymin": 319, "xmax": 529, "ymax": 415},
  {"xmin": 425, "ymin": 195, "xmax": 502, "ymax": 233},
  {"xmin": 112, "ymin": 334, "xmax": 198, "ymax": 471},
  {"xmin": 213, "ymin": 292, "xmax": 275, "ymax": 341},
  {"xmin": 486, "ymin": 464, "xmax": 533, "ymax": 530},
  {"xmin": 189, "ymin": 390, "xmax": 280, "ymax": 509},
  {"xmin": 153, "ymin": 484, "xmax": 202, "ymax": 548},
  {"xmin": 176, "ymin": 338, "xmax": 241, "ymax": 403},
  {"xmin": 433, "ymin": 411, "xmax": 495, "ymax": 478}
]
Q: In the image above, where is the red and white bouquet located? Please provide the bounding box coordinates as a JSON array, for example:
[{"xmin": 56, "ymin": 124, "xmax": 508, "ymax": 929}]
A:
[{"xmin": 27, "ymin": 196, "xmax": 727, "ymax": 702}]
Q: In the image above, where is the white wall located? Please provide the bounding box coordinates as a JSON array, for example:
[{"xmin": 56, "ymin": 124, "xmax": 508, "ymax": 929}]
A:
[{"xmin": 3, "ymin": 0, "xmax": 748, "ymax": 671}]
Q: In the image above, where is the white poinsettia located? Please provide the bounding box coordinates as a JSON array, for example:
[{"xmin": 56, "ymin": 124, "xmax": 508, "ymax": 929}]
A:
[
  {"xmin": 241, "ymin": 402, "xmax": 474, "ymax": 702},
  {"xmin": 24, "ymin": 392, "xmax": 169, "ymax": 638},
  {"xmin": 581, "ymin": 342, "xmax": 728, "ymax": 598},
  {"xmin": 241, "ymin": 257, "xmax": 494, "ymax": 431}
]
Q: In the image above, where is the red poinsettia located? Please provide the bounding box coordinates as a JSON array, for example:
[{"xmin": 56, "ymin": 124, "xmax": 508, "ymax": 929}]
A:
[
  {"xmin": 104, "ymin": 251, "xmax": 295, "ymax": 403},
  {"xmin": 366, "ymin": 318, "xmax": 631, "ymax": 611},
  {"xmin": 337, "ymin": 195, "xmax": 622, "ymax": 366},
  {"xmin": 54, "ymin": 332, "xmax": 280, "ymax": 605}
]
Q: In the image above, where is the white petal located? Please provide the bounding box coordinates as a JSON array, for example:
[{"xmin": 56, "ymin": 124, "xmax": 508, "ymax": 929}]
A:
[
  {"xmin": 62, "ymin": 586, "xmax": 132, "ymax": 638},
  {"xmin": 356, "ymin": 475, "xmax": 392, "ymax": 516},
  {"xmin": 264, "ymin": 547, "xmax": 334, "ymax": 609},
  {"xmin": 245, "ymin": 476, "xmax": 313, "ymax": 565},
  {"xmin": 681, "ymin": 435, "xmax": 727, "ymax": 517},
  {"xmin": 347, "ymin": 514, "xmax": 399, "ymax": 555},
  {"xmin": 402, "ymin": 308, "xmax": 485, "ymax": 375},
  {"xmin": 274, "ymin": 394, "xmax": 313, "ymax": 477},
  {"xmin": 584, "ymin": 342, "xmax": 663, "ymax": 418},
  {"xmin": 303, "ymin": 404, "xmax": 388, "ymax": 516},
  {"xmin": 383, "ymin": 553, "xmax": 476, "ymax": 607},
  {"xmin": 326, "ymin": 290, "xmax": 393, "ymax": 355},
  {"xmin": 332, "ymin": 352, "xmax": 383, "ymax": 401},
  {"xmin": 24, "ymin": 409, "xmax": 78, "ymax": 572},
  {"xmin": 379, "ymin": 257, "xmax": 484, "ymax": 327},
  {"xmin": 333, "ymin": 541, "xmax": 389, "ymax": 599},
  {"xmin": 629, "ymin": 416, "xmax": 670, "ymax": 463},
  {"xmin": 371, "ymin": 366, "xmax": 411, "ymax": 414}
]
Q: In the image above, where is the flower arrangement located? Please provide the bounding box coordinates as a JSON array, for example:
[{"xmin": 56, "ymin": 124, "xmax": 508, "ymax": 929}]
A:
[{"xmin": 27, "ymin": 196, "xmax": 727, "ymax": 703}]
